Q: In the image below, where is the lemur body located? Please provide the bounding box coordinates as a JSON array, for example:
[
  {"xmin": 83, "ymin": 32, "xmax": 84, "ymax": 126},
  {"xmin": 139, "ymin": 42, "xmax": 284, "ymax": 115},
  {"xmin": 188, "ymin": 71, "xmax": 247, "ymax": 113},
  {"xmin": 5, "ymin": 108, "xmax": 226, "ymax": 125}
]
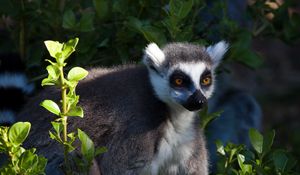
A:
[{"xmin": 18, "ymin": 42, "xmax": 228, "ymax": 175}]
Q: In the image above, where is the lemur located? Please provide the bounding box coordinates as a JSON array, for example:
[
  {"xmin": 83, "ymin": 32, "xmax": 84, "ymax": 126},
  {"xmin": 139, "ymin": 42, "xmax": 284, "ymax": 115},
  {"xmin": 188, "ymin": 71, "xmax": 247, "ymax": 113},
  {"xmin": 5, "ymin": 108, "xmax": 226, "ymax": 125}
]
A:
[{"xmin": 18, "ymin": 41, "xmax": 228, "ymax": 175}]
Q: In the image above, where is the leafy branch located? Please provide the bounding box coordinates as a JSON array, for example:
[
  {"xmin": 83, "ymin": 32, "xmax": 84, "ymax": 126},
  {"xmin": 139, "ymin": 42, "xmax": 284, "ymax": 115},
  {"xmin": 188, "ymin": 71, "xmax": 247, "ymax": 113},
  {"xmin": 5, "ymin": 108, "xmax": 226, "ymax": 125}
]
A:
[{"xmin": 40, "ymin": 38, "xmax": 106, "ymax": 174}]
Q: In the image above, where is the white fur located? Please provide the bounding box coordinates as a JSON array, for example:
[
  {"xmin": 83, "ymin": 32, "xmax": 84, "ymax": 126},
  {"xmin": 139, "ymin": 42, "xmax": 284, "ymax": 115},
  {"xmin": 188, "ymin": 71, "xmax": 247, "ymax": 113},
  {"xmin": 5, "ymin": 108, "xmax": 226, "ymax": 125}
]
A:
[
  {"xmin": 149, "ymin": 109, "xmax": 196, "ymax": 174},
  {"xmin": 0, "ymin": 110, "xmax": 15, "ymax": 124},
  {"xmin": 206, "ymin": 41, "xmax": 229, "ymax": 68},
  {"xmin": 148, "ymin": 71, "xmax": 169, "ymax": 103},
  {"xmin": 144, "ymin": 43, "xmax": 165, "ymax": 68},
  {"xmin": 0, "ymin": 73, "xmax": 34, "ymax": 94}
]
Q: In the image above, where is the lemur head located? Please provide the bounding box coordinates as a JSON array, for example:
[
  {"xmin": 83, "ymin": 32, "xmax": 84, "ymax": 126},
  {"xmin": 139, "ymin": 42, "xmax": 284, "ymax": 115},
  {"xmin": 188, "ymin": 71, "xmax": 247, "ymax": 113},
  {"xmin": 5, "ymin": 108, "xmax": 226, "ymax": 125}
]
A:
[{"xmin": 143, "ymin": 41, "xmax": 228, "ymax": 112}]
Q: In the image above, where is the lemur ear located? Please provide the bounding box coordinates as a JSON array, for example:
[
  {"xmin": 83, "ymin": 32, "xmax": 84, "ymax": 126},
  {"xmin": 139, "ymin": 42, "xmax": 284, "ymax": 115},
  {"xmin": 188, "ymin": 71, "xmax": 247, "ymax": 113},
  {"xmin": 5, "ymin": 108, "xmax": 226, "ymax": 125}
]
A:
[
  {"xmin": 206, "ymin": 41, "xmax": 229, "ymax": 68},
  {"xmin": 143, "ymin": 43, "xmax": 165, "ymax": 69}
]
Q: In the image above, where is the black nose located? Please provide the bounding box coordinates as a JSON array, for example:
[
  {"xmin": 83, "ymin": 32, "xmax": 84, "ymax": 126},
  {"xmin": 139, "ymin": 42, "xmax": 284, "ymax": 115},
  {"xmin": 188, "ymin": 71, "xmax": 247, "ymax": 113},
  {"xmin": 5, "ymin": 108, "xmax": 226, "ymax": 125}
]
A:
[{"xmin": 182, "ymin": 90, "xmax": 207, "ymax": 111}]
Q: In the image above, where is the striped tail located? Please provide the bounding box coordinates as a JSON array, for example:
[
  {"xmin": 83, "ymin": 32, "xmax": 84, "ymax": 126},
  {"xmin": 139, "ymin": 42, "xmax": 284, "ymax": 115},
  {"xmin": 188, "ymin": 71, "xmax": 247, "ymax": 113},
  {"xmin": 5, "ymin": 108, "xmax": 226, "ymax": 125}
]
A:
[{"xmin": 0, "ymin": 53, "xmax": 34, "ymax": 125}]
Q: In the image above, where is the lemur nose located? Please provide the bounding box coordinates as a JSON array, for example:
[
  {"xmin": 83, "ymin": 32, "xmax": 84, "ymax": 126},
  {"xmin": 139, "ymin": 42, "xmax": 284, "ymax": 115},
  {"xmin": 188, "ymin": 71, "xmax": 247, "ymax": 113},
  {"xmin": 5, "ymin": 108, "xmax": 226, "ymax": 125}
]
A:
[{"xmin": 183, "ymin": 90, "xmax": 207, "ymax": 111}]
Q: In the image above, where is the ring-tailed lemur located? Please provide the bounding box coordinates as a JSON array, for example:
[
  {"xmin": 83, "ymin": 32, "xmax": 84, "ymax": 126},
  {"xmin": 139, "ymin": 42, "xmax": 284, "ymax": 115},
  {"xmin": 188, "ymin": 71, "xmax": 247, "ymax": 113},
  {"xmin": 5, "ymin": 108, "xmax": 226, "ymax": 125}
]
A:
[{"xmin": 18, "ymin": 41, "xmax": 228, "ymax": 175}]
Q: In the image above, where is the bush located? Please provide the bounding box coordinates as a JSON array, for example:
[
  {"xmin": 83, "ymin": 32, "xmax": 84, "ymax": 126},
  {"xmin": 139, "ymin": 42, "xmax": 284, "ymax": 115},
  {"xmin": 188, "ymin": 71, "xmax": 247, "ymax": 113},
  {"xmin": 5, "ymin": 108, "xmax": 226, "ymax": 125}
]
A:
[
  {"xmin": 1, "ymin": 0, "xmax": 299, "ymax": 81},
  {"xmin": 215, "ymin": 129, "xmax": 299, "ymax": 175}
]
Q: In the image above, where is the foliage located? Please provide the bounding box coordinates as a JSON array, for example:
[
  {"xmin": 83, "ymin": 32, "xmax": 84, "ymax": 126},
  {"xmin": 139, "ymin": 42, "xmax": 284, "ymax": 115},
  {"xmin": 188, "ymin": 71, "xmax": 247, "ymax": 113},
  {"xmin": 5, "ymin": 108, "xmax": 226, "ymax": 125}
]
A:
[
  {"xmin": 0, "ymin": 122, "xmax": 47, "ymax": 175},
  {"xmin": 40, "ymin": 38, "xmax": 106, "ymax": 174},
  {"xmin": 215, "ymin": 128, "xmax": 299, "ymax": 175},
  {"xmin": 199, "ymin": 105, "xmax": 223, "ymax": 130},
  {"xmin": 0, "ymin": 0, "xmax": 299, "ymax": 82}
]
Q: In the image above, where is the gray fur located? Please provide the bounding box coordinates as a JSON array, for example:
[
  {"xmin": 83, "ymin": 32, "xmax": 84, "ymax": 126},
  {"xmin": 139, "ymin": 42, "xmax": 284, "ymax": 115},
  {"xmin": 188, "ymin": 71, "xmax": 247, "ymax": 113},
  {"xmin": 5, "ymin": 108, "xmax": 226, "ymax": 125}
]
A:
[
  {"xmin": 18, "ymin": 42, "xmax": 228, "ymax": 175},
  {"xmin": 162, "ymin": 43, "xmax": 212, "ymax": 68}
]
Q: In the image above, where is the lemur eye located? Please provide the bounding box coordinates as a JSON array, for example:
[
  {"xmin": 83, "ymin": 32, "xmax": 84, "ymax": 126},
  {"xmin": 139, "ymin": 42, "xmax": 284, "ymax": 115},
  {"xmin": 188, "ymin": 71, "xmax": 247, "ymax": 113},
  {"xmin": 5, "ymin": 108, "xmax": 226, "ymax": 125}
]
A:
[
  {"xmin": 201, "ymin": 77, "xmax": 211, "ymax": 86},
  {"xmin": 175, "ymin": 78, "xmax": 183, "ymax": 86}
]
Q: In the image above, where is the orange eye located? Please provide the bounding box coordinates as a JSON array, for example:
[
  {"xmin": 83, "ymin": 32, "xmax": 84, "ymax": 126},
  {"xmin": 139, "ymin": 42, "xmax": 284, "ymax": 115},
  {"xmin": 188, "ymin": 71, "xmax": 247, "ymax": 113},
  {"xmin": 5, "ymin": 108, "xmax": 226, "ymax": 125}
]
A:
[
  {"xmin": 175, "ymin": 78, "xmax": 183, "ymax": 86},
  {"xmin": 202, "ymin": 77, "xmax": 211, "ymax": 86}
]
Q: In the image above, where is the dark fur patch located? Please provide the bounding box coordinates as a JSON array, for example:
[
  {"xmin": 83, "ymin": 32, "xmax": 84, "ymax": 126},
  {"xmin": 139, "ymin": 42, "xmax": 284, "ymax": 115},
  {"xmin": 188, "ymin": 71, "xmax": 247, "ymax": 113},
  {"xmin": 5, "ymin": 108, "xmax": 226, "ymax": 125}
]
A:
[
  {"xmin": 0, "ymin": 87, "xmax": 25, "ymax": 111},
  {"xmin": 0, "ymin": 53, "xmax": 24, "ymax": 73}
]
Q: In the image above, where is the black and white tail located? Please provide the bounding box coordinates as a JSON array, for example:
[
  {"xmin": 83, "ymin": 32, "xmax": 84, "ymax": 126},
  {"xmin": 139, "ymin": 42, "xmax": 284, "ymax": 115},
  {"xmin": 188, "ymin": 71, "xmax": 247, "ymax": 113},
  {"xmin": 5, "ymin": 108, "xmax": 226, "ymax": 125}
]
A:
[{"xmin": 0, "ymin": 53, "xmax": 34, "ymax": 126}]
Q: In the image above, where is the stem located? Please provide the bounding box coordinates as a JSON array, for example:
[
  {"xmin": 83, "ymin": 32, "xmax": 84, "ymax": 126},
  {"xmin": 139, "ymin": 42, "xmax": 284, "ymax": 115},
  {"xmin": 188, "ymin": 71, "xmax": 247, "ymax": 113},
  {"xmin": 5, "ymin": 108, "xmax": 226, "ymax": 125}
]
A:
[{"xmin": 59, "ymin": 67, "xmax": 69, "ymax": 171}]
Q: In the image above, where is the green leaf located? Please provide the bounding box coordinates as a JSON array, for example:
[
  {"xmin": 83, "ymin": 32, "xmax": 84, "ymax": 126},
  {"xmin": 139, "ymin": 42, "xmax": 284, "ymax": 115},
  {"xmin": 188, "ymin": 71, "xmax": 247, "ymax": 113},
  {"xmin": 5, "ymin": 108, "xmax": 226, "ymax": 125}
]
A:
[
  {"xmin": 62, "ymin": 38, "xmax": 79, "ymax": 60},
  {"xmin": 235, "ymin": 50, "xmax": 263, "ymax": 69},
  {"xmin": 49, "ymin": 130, "xmax": 62, "ymax": 143},
  {"xmin": 44, "ymin": 41, "xmax": 63, "ymax": 60},
  {"xmin": 67, "ymin": 67, "xmax": 88, "ymax": 81},
  {"xmin": 93, "ymin": 0, "xmax": 109, "ymax": 19},
  {"xmin": 41, "ymin": 77, "xmax": 56, "ymax": 86},
  {"xmin": 51, "ymin": 122, "xmax": 62, "ymax": 135},
  {"xmin": 78, "ymin": 12, "xmax": 95, "ymax": 32},
  {"xmin": 8, "ymin": 122, "xmax": 31, "ymax": 146},
  {"xmin": 237, "ymin": 154, "xmax": 252, "ymax": 173},
  {"xmin": 46, "ymin": 65, "xmax": 59, "ymax": 79},
  {"xmin": 285, "ymin": 153, "xmax": 298, "ymax": 172},
  {"xmin": 273, "ymin": 150, "xmax": 288, "ymax": 172},
  {"xmin": 249, "ymin": 128, "xmax": 263, "ymax": 154},
  {"xmin": 140, "ymin": 26, "xmax": 167, "ymax": 46},
  {"xmin": 95, "ymin": 146, "xmax": 107, "ymax": 156},
  {"xmin": 199, "ymin": 106, "xmax": 222, "ymax": 129},
  {"xmin": 216, "ymin": 140, "xmax": 225, "ymax": 156},
  {"xmin": 40, "ymin": 100, "xmax": 61, "ymax": 116},
  {"xmin": 127, "ymin": 16, "xmax": 143, "ymax": 32},
  {"xmin": 67, "ymin": 132, "xmax": 76, "ymax": 149},
  {"xmin": 62, "ymin": 10, "xmax": 76, "ymax": 29},
  {"xmin": 36, "ymin": 156, "xmax": 47, "ymax": 174},
  {"xmin": 67, "ymin": 106, "xmax": 84, "ymax": 118},
  {"xmin": 78, "ymin": 129, "xmax": 95, "ymax": 163},
  {"xmin": 263, "ymin": 130, "xmax": 275, "ymax": 153},
  {"xmin": 170, "ymin": 0, "xmax": 194, "ymax": 19},
  {"xmin": 18, "ymin": 149, "xmax": 37, "ymax": 171},
  {"xmin": 229, "ymin": 31, "xmax": 263, "ymax": 69}
]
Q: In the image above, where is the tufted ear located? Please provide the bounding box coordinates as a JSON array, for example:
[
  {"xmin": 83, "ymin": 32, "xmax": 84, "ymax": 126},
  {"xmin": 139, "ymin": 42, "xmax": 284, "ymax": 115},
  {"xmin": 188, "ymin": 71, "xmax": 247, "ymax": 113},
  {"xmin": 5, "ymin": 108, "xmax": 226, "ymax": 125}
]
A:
[
  {"xmin": 143, "ymin": 43, "xmax": 165, "ymax": 70},
  {"xmin": 206, "ymin": 41, "xmax": 229, "ymax": 68}
]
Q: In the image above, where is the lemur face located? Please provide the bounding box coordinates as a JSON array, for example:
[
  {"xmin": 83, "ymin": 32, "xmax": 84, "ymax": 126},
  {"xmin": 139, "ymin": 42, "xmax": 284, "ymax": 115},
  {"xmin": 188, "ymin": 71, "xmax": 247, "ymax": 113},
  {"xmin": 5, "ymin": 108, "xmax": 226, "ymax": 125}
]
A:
[
  {"xmin": 143, "ymin": 42, "xmax": 228, "ymax": 112},
  {"xmin": 167, "ymin": 62, "xmax": 213, "ymax": 111}
]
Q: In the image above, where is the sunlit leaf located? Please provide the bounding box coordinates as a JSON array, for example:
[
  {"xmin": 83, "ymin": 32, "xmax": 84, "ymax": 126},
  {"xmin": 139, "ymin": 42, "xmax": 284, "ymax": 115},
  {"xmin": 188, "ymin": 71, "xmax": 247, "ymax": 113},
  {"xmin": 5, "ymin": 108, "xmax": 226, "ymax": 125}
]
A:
[
  {"xmin": 67, "ymin": 67, "xmax": 88, "ymax": 81},
  {"xmin": 8, "ymin": 122, "xmax": 31, "ymax": 146},
  {"xmin": 67, "ymin": 106, "xmax": 84, "ymax": 118},
  {"xmin": 62, "ymin": 38, "xmax": 79, "ymax": 60},
  {"xmin": 44, "ymin": 41, "xmax": 63, "ymax": 60},
  {"xmin": 216, "ymin": 140, "xmax": 225, "ymax": 156},
  {"xmin": 40, "ymin": 100, "xmax": 61, "ymax": 116}
]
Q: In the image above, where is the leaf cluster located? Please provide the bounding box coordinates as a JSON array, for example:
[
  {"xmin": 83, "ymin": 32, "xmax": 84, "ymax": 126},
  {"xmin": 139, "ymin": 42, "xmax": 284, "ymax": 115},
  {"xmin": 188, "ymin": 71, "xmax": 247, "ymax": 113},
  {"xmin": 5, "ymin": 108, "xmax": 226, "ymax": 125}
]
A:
[
  {"xmin": 0, "ymin": 122, "xmax": 47, "ymax": 175},
  {"xmin": 215, "ymin": 129, "xmax": 299, "ymax": 175}
]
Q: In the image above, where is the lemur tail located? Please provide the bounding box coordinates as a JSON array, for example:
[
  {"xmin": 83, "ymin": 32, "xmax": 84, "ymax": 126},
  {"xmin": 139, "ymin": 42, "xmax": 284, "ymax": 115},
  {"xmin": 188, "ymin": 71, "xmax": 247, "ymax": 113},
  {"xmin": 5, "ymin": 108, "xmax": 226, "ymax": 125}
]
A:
[{"xmin": 0, "ymin": 53, "xmax": 34, "ymax": 126}]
